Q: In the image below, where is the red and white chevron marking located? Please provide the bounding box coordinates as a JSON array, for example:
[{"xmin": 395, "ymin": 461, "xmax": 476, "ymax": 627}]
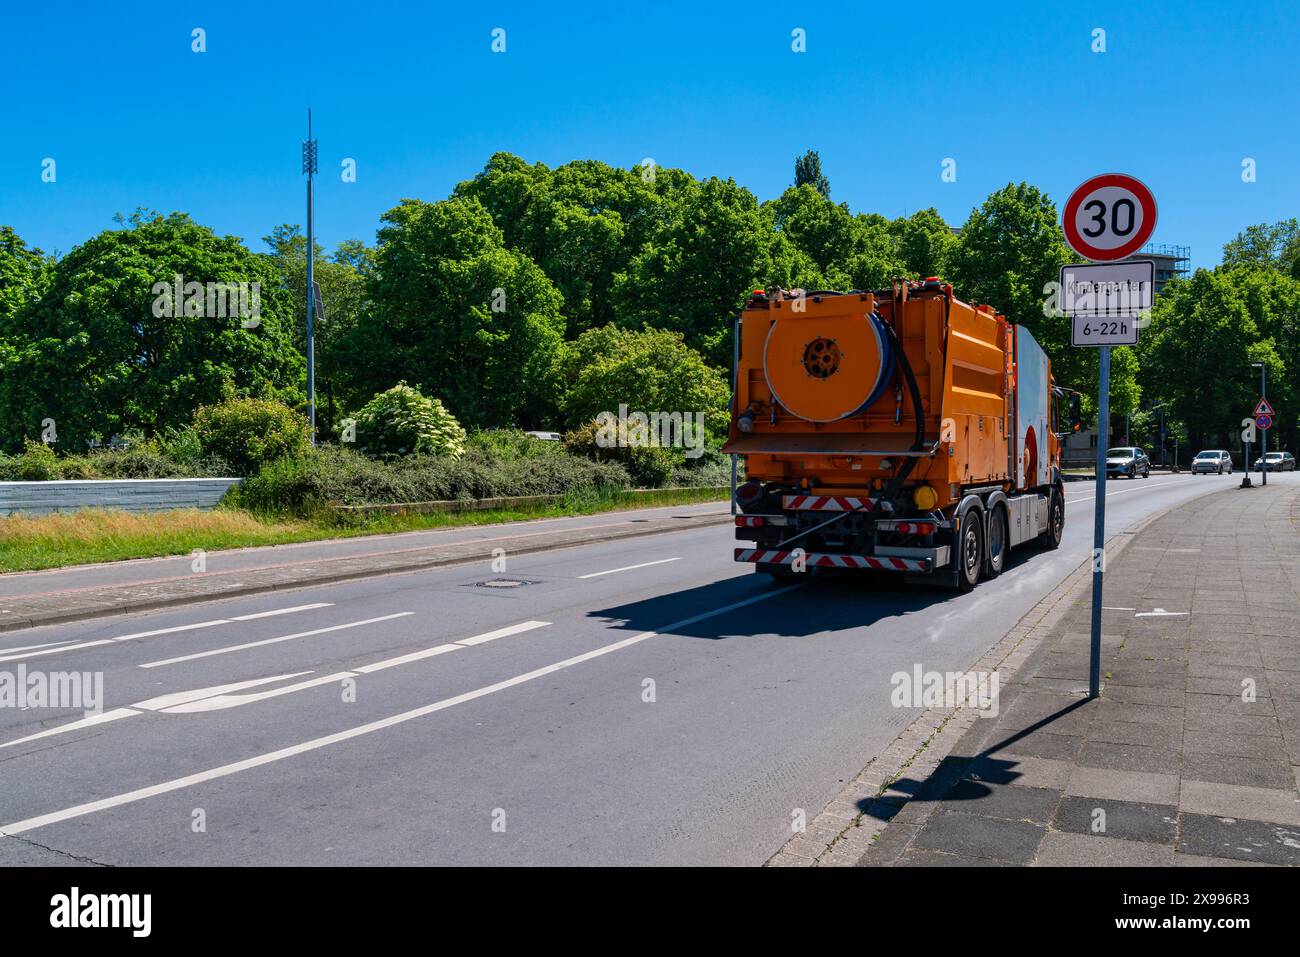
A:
[
  {"xmin": 733, "ymin": 548, "xmax": 929, "ymax": 572},
  {"xmin": 780, "ymin": 495, "xmax": 875, "ymax": 512}
]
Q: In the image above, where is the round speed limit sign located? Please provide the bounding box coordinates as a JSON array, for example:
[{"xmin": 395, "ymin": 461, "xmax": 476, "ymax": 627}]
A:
[{"xmin": 1062, "ymin": 174, "xmax": 1157, "ymax": 262}]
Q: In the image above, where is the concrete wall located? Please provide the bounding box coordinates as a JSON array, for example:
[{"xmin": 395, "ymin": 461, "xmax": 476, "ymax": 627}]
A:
[{"xmin": 0, "ymin": 478, "xmax": 239, "ymax": 516}]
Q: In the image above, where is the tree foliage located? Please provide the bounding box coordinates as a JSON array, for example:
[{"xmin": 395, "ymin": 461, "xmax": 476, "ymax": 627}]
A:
[
  {"xmin": 344, "ymin": 196, "xmax": 566, "ymax": 430},
  {"xmin": 0, "ymin": 212, "xmax": 302, "ymax": 453}
]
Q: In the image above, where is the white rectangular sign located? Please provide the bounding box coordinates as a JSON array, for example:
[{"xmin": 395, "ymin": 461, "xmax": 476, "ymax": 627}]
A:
[
  {"xmin": 1061, "ymin": 260, "xmax": 1154, "ymax": 317},
  {"xmin": 1071, "ymin": 314, "xmax": 1139, "ymax": 346}
]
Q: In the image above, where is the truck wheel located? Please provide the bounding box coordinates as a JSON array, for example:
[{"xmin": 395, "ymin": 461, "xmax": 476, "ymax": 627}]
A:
[
  {"xmin": 957, "ymin": 511, "xmax": 984, "ymax": 592},
  {"xmin": 1038, "ymin": 488, "xmax": 1064, "ymax": 550},
  {"xmin": 986, "ymin": 504, "xmax": 1008, "ymax": 578}
]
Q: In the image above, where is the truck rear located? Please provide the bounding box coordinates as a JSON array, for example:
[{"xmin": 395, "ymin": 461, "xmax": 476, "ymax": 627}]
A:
[{"xmin": 723, "ymin": 279, "xmax": 1080, "ymax": 590}]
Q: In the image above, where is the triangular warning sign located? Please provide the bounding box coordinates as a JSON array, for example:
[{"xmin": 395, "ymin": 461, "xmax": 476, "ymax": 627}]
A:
[{"xmin": 1254, "ymin": 398, "xmax": 1275, "ymax": 417}]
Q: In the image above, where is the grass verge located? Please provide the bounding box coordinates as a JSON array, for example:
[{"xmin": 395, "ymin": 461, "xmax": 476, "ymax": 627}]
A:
[{"xmin": 0, "ymin": 486, "xmax": 729, "ymax": 573}]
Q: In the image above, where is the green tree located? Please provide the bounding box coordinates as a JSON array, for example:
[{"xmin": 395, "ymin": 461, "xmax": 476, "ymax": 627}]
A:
[
  {"xmin": 1139, "ymin": 268, "xmax": 1283, "ymax": 453},
  {"xmin": 793, "ymin": 150, "xmax": 831, "ymax": 198},
  {"xmin": 1222, "ymin": 219, "xmax": 1300, "ymax": 278},
  {"xmin": 261, "ymin": 225, "xmax": 374, "ymax": 425},
  {"xmin": 766, "ymin": 185, "xmax": 904, "ymax": 291},
  {"xmin": 455, "ymin": 153, "xmax": 662, "ymax": 338},
  {"xmin": 555, "ymin": 324, "xmax": 730, "ymax": 436},
  {"xmin": 889, "ymin": 208, "xmax": 956, "ymax": 279},
  {"xmin": 351, "ymin": 196, "xmax": 566, "ymax": 429},
  {"xmin": 0, "ymin": 212, "xmax": 302, "ymax": 453},
  {"xmin": 613, "ymin": 177, "xmax": 796, "ymax": 367},
  {"xmin": 0, "ymin": 226, "xmax": 51, "ymax": 325}
]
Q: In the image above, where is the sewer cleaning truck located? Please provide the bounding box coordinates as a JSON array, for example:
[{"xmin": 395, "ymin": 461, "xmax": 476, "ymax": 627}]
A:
[{"xmin": 723, "ymin": 278, "xmax": 1081, "ymax": 590}]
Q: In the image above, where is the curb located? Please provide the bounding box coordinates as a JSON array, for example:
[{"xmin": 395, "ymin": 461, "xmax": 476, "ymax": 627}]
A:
[
  {"xmin": 766, "ymin": 482, "xmax": 1225, "ymax": 867},
  {"xmin": 0, "ymin": 510, "xmax": 733, "ymax": 634}
]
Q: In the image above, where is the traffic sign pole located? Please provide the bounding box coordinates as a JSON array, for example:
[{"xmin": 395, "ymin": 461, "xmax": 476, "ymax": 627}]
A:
[
  {"xmin": 1062, "ymin": 173, "xmax": 1157, "ymax": 703},
  {"xmin": 1089, "ymin": 347, "xmax": 1110, "ymax": 699}
]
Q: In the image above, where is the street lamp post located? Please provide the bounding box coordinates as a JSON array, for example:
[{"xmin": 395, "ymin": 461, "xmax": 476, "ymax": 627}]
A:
[{"xmin": 302, "ymin": 110, "xmax": 319, "ymax": 443}]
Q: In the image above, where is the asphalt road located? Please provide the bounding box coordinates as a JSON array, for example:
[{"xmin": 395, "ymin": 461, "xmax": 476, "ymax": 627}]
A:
[{"xmin": 0, "ymin": 471, "xmax": 1280, "ymax": 866}]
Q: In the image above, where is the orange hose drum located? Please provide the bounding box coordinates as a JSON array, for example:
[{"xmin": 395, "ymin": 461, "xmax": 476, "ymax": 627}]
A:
[{"xmin": 762, "ymin": 311, "xmax": 891, "ymax": 422}]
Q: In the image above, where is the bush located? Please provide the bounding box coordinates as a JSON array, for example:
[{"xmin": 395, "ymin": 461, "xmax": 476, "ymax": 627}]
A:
[
  {"xmin": 350, "ymin": 382, "xmax": 467, "ymax": 458},
  {"xmin": 16, "ymin": 439, "xmax": 61, "ymax": 480},
  {"xmin": 193, "ymin": 398, "xmax": 313, "ymax": 477},
  {"xmin": 563, "ymin": 419, "xmax": 683, "ymax": 488},
  {"xmin": 231, "ymin": 444, "xmax": 632, "ymax": 515},
  {"xmin": 464, "ymin": 428, "xmax": 567, "ymax": 460}
]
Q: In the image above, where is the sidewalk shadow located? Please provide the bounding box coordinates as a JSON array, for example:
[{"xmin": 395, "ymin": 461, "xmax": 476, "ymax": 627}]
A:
[{"xmin": 860, "ymin": 696, "xmax": 1091, "ymax": 819}]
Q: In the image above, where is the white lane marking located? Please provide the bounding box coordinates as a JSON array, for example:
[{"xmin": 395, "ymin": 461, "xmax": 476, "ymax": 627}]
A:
[
  {"xmin": 133, "ymin": 673, "xmax": 314, "ymax": 711},
  {"xmin": 112, "ymin": 619, "xmax": 229, "ymax": 642},
  {"xmin": 0, "ymin": 708, "xmax": 140, "ymax": 750},
  {"xmin": 166, "ymin": 673, "xmax": 356, "ymax": 714},
  {"xmin": 0, "ymin": 639, "xmax": 114, "ymax": 664},
  {"xmin": 230, "ymin": 603, "xmax": 333, "ymax": 621},
  {"xmin": 138, "ymin": 613, "xmax": 415, "ymax": 669},
  {"xmin": 355, "ymin": 644, "xmax": 459, "ymax": 674},
  {"xmin": 0, "ymin": 638, "xmax": 80, "ymax": 656},
  {"xmin": 0, "ymin": 603, "xmax": 335, "ymax": 665},
  {"xmin": 453, "ymin": 620, "xmax": 549, "ymax": 647},
  {"xmin": 1134, "ymin": 608, "xmax": 1189, "ymax": 618},
  {"xmin": 578, "ymin": 558, "xmax": 681, "ymax": 579},
  {"xmin": 0, "ymin": 584, "xmax": 805, "ymax": 836},
  {"xmin": 0, "ymin": 675, "xmax": 314, "ymax": 749},
  {"xmin": 1102, "ymin": 606, "xmax": 1137, "ymax": 611},
  {"xmin": 1, "ymin": 620, "xmax": 550, "ymax": 745}
]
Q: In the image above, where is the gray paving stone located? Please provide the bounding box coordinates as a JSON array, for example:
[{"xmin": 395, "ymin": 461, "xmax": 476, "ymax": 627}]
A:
[
  {"xmin": 1179, "ymin": 780, "xmax": 1300, "ymax": 827},
  {"xmin": 1181, "ymin": 752, "xmax": 1295, "ymax": 790},
  {"xmin": 1051, "ymin": 795, "xmax": 1178, "ymax": 844},
  {"xmin": 1065, "ymin": 766, "xmax": 1180, "ymax": 804},
  {"xmin": 933, "ymin": 781, "xmax": 1061, "ymax": 823},
  {"xmin": 911, "ymin": 811, "xmax": 1045, "ymax": 864},
  {"xmin": 1182, "ymin": 729, "xmax": 1289, "ymax": 760},
  {"xmin": 1077, "ymin": 740, "xmax": 1182, "ymax": 775},
  {"xmin": 1177, "ymin": 812, "xmax": 1300, "ymax": 866},
  {"xmin": 1032, "ymin": 831, "xmax": 1175, "ymax": 866},
  {"xmin": 895, "ymin": 848, "xmax": 1013, "ymax": 866}
]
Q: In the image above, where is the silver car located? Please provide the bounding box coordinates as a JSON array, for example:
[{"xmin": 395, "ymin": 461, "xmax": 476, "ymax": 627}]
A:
[
  {"xmin": 1192, "ymin": 450, "xmax": 1233, "ymax": 475},
  {"xmin": 1252, "ymin": 451, "xmax": 1297, "ymax": 471}
]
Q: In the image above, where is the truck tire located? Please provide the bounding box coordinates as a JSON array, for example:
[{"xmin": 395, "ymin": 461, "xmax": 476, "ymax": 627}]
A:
[
  {"xmin": 1038, "ymin": 487, "xmax": 1064, "ymax": 550},
  {"xmin": 957, "ymin": 508, "xmax": 984, "ymax": 592},
  {"xmin": 986, "ymin": 503, "xmax": 1009, "ymax": 578}
]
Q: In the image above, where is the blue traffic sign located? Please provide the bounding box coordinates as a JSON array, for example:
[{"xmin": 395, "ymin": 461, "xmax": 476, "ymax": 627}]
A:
[{"xmin": 1256, "ymin": 413, "xmax": 1273, "ymax": 430}]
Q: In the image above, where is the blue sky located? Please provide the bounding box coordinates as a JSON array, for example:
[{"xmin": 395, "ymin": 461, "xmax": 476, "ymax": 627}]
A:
[{"xmin": 3, "ymin": 1, "xmax": 1296, "ymax": 269}]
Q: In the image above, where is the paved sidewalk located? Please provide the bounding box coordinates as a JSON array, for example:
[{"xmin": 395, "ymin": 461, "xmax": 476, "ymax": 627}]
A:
[
  {"xmin": 0, "ymin": 506, "xmax": 730, "ymax": 633},
  {"xmin": 855, "ymin": 481, "xmax": 1300, "ymax": 866}
]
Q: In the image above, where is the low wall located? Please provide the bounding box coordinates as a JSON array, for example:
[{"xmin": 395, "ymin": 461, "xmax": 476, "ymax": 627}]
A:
[{"xmin": 0, "ymin": 478, "xmax": 240, "ymax": 516}]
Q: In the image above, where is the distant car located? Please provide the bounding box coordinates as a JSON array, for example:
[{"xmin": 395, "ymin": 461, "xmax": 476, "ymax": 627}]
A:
[
  {"xmin": 1105, "ymin": 447, "xmax": 1150, "ymax": 479},
  {"xmin": 1252, "ymin": 451, "xmax": 1296, "ymax": 471},
  {"xmin": 524, "ymin": 431, "xmax": 563, "ymax": 442},
  {"xmin": 1192, "ymin": 450, "xmax": 1233, "ymax": 475}
]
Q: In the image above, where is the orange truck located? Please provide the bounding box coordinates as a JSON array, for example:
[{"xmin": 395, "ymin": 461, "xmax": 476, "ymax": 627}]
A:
[{"xmin": 723, "ymin": 278, "xmax": 1081, "ymax": 590}]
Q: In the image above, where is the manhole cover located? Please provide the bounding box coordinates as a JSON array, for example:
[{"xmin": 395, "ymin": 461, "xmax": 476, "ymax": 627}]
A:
[{"xmin": 471, "ymin": 578, "xmax": 539, "ymax": 589}]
